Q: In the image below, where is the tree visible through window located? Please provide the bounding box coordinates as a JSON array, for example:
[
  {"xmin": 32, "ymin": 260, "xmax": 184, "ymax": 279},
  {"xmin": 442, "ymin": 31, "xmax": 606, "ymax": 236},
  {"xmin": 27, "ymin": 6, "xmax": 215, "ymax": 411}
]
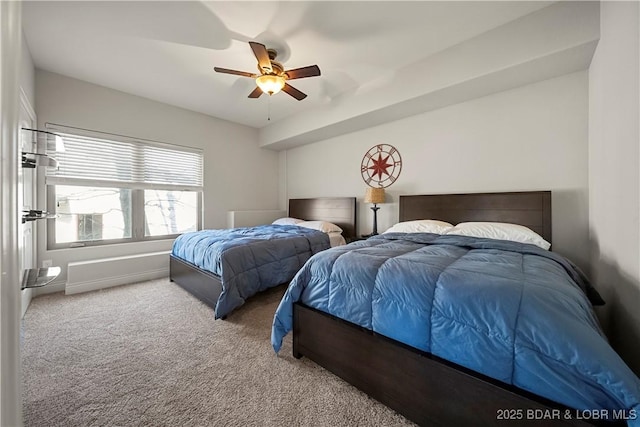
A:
[{"xmin": 144, "ymin": 190, "xmax": 198, "ymax": 237}]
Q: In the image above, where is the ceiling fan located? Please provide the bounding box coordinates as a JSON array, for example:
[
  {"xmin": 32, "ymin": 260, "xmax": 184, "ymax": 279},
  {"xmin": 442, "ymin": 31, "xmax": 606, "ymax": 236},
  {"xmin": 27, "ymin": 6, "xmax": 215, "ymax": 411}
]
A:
[{"xmin": 214, "ymin": 41, "xmax": 321, "ymax": 101}]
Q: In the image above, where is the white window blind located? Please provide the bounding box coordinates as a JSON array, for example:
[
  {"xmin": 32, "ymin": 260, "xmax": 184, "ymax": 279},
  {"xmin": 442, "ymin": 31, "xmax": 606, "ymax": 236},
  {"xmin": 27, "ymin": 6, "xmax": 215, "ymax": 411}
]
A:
[{"xmin": 45, "ymin": 129, "xmax": 203, "ymax": 191}]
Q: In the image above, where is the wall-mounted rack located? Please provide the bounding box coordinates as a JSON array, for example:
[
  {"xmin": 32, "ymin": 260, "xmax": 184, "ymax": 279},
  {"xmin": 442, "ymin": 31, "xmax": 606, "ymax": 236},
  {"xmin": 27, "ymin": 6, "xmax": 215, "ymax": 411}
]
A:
[
  {"xmin": 20, "ymin": 127, "xmax": 63, "ymax": 169},
  {"xmin": 19, "ymin": 128, "xmax": 63, "ymax": 291},
  {"xmin": 21, "ymin": 267, "xmax": 61, "ymax": 290},
  {"xmin": 20, "ymin": 128, "xmax": 61, "ymax": 224},
  {"xmin": 22, "ymin": 209, "xmax": 56, "ymax": 224},
  {"xmin": 21, "ymin": 151, "xmax": 58, "ymax": 169},
  {"xmin": 21, "ymin": 127, "xmax": 65, "ymax": 151}
]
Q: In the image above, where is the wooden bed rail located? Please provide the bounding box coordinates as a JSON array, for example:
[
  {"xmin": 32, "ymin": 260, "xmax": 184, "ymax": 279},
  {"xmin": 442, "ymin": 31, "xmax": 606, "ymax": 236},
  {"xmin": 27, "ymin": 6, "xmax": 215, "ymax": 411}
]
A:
[{"xmin": 293, "ymin": 303, "xmax": 621, "ymax": 427}]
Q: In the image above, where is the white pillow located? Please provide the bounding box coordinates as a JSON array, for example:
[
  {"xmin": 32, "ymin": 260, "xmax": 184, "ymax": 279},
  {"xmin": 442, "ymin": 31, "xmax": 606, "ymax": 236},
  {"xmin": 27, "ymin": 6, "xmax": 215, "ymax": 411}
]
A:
[
  {"xmin": 446, "ymin": 222, "xmax": 550, "ymax": 250},
  {"xmin": 272, "ymin": 217, "xmax": 304, "ymax": 225},
  {"xmin": 384, "ymin": 220, "xmax": 454, "ymax": 235},
  {"xmin": 297, "ymin": 220, "xmax": 343, "ymax": 234}
]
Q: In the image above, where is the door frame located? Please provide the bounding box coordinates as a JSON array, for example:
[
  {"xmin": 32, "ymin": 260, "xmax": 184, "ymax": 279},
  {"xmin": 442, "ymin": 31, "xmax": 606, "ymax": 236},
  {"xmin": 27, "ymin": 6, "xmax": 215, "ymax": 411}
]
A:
[{"xmin": 1, "ymin": 1, "xmax": 24, "ymax": 425}]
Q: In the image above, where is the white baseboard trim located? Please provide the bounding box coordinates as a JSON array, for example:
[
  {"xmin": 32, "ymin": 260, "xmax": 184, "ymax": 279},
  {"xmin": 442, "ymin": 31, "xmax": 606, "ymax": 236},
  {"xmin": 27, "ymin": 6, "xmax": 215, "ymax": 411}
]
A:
[
  {"xmin": 65, "ymin": 268, "xmax": 168, "ymax": 295},
  {"xmin": 21, "ymin": 289, "xmax": 33, "ymax": 318},
  {"xmin": 65, "ymin": 250, "xmax": 170, "ymax": 295},
  {"xmin": 33, "ymin": 281, "xmax": 65, "ymax": 297}
]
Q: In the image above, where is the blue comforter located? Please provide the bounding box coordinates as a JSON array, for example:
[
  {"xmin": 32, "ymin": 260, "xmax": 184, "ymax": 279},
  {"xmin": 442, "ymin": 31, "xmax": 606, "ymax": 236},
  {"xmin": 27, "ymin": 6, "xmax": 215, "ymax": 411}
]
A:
[
  {"xmin": 272, "ymin": 233, "xmax": 640, "ymax": 420},
  {"xmin": 172, "ymin": 224, "xmax": 329, "ymax": 318}
]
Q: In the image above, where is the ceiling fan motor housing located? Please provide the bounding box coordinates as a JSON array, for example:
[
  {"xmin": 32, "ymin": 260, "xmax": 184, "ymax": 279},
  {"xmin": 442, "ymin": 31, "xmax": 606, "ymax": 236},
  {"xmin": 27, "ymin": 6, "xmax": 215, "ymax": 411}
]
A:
[
  {"xmin": 261, "ymin": 49, "xmax": 284, "ymax": 76},
  {"xmin": 214, "ymin": 41, "xmax": 320, "ymax": 101}
]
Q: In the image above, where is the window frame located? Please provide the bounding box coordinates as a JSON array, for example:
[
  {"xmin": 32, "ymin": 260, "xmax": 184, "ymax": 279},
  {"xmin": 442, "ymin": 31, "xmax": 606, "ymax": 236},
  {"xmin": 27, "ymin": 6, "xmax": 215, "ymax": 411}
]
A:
[
  {"xmin": 44, "ymin": 125, "xmax": 203, "ymax": 250},
  {"xmin": 46, "ymin": 182, "xmax": 203, "ymax": 250}
]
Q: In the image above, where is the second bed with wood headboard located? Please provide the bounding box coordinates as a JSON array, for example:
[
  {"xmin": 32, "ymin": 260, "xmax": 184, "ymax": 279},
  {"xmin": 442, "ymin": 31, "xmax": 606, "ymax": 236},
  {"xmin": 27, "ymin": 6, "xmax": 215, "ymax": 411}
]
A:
[
  {"xmin": 170, "ymin": 197, "xmax": 356, "ymax": 319},
  {"xmin": 271, "ymin": 191, "xmax": 640, "ymax": 426}
]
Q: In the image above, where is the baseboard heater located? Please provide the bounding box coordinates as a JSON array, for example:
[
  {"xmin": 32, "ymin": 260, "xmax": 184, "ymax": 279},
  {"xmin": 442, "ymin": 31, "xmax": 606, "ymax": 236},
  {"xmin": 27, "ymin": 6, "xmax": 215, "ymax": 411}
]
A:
[
  {"xmin": 227, "ymin": 209, "xmax": 286, "ymax": 228},
  {"xmin": 66, "ymin": 251, "xmax": 170, "ymax": 295}
]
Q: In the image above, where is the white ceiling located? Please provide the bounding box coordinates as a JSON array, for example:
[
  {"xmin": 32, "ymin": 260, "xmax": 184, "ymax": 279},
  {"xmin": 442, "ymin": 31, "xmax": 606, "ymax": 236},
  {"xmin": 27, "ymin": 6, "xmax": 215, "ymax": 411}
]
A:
[{"xmin": 23, "ymin": 1, "xmax": 552, "ymax": 129}]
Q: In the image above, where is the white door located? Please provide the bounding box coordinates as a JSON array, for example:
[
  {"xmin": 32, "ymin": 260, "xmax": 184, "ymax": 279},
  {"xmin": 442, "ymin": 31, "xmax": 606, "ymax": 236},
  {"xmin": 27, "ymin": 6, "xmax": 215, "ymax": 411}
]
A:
[{"xmin": 19, "ymin": 105, "xmax": 37, "ymax": 317}]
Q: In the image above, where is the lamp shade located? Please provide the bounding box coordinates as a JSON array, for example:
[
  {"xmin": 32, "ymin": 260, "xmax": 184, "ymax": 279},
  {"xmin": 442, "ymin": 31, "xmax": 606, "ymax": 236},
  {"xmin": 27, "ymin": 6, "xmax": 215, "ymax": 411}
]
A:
[
  {"xmin": 364, "ymin": 187, "xmax": 385, "ymax": 204},
  {"xmin": 256, "ymin": 74, "xmax": 285, "ymax": 95}
]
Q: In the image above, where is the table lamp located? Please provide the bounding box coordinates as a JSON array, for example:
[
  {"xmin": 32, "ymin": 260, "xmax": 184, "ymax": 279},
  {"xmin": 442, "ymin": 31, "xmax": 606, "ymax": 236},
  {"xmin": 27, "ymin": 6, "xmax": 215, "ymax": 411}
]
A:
[{"xmin": 364, "ymin": 187, "xmax": 385, "ymax": 236}]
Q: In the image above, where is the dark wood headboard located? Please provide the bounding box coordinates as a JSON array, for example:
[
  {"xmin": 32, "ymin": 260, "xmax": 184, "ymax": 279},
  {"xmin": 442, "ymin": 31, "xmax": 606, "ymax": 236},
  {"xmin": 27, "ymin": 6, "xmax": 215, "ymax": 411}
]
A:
[
  {"xmin": 289, "ymin": 197, "xmax": 357, "ymax": 240},
  {"xmin": 399, "ymin": 191, "xmax": 551, "ymax": 244}
]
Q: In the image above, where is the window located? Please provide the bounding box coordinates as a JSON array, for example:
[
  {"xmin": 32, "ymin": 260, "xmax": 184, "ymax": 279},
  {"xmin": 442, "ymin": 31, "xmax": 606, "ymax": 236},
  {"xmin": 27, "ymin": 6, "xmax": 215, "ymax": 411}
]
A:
[
  {"xmin": 46, "ymin": 126, "xmax": 203, "ymax": 248},
  {"xmin": 53, "ymin": 185, "xmax": 132, "ymax": 243},
  {"xmin": 144, "ymin": 190, "xmax": 198, "ymax": 237}
]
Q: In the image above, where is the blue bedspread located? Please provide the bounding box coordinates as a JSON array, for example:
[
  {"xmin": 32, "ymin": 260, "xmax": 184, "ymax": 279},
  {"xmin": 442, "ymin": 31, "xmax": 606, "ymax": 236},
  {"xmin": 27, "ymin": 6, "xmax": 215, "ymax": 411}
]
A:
[
  {"xmin": 272, "ymin": 233, "xmax": 640, "ymax": 420},
  {"xmin": 172, "ymin": 224, "xmax": 329, "ymax": 318}
]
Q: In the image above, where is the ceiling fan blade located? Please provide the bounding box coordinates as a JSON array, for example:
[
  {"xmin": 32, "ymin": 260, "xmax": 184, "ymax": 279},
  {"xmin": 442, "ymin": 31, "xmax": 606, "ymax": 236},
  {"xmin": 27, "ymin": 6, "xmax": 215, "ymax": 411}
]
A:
[
  {"xmin": 214, "ymin": 67, "xmax": 255, "ymax": 78},
  {"xmin": 249, "ymin": 41, "xmax": 272, "ymax": 74},
  {"xmin": 282, "ymin": 83, "xmax": 307, "ymax": 101},
  {"xmin": 285, "ymin": 65, "xmax": 321, "ymax": 80},
  {"xmin": 248, "ymin": 87, "xmax": 263, "ymax": 98}
]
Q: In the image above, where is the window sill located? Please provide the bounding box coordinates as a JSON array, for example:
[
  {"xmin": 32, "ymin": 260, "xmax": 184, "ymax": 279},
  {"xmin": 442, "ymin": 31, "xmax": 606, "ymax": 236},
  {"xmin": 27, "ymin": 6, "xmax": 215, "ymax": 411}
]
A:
[{"xmin": 45, "ymin": 238, "xmax": 176, "ymax": 253}]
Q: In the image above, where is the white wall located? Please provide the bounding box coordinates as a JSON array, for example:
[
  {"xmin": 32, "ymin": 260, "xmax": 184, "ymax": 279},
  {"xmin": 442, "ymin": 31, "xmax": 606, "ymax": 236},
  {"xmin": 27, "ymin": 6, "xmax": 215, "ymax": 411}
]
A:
[
  {"xmin": 588, "ymin": 1, "xmax": 640, "ymax": 374},
  {"xmin": 35, "ymin": 70, "xmax": 279, "ymax": 290},
  {"xmin": 286, "ymin": 71, "xmax": 589, "ymax": 270}
]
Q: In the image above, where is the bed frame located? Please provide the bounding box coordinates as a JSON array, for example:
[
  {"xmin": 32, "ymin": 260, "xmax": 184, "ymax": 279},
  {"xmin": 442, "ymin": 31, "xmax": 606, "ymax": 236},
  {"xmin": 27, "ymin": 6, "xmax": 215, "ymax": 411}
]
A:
[
  {"xmin": 169, "ymin": 197, "xmax": 357, "ymax": 315},
  {"xmin": 292, "ymin": 191, "xmax": 620, "ymax": 426}
]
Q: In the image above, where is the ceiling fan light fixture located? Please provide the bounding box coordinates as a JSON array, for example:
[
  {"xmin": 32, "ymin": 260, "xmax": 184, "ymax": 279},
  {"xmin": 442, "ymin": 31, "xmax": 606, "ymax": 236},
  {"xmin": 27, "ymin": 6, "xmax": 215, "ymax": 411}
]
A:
[
  {"xmin": 215, "ymin": 41, "xmax": 319, "ymax": 101},
  {"xmin": 256, "ymin": 74, "xmax": 285, "ymax": 95}
]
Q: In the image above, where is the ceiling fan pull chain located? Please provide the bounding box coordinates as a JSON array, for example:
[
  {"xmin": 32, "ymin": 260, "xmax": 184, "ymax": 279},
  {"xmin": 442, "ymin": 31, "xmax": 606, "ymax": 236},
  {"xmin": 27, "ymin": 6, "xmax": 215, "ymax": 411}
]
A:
[{"xmin": 268, "ymin": 96, "xmax": 271, "ymax": 121}]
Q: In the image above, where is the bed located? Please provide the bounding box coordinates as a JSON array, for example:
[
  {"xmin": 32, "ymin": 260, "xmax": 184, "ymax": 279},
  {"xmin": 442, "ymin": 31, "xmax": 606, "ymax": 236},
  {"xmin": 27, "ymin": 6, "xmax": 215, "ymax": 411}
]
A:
[
  {"xmin": 170, "ymin": 197, "xmax": 356, "ymax": 319},
  {"xmin": 271, "ymin": 191, "xmax": 640, "ymax": 426}
]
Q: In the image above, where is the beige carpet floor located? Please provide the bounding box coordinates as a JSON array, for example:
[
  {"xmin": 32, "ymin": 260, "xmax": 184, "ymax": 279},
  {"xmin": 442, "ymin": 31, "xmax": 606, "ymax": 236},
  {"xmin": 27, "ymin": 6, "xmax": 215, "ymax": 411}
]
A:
[{"xmin": 22, "ymin": 278, "xmax": 414, "ymax": 426}]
